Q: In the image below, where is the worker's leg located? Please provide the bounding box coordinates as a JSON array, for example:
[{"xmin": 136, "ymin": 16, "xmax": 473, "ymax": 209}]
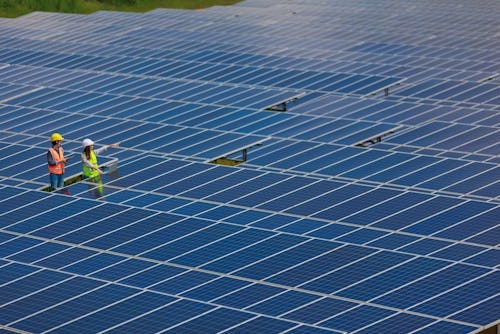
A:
[
  {"xmin": 57, "ymin": 174, "xmax": 65, "ymax": 189},
  {"xmin": 89, "ymin": 175, "xmax": 102, "ymax": 184},
  {"xmin": 49, "ymin": 173, "xmax": 58, "ymax": 191}
]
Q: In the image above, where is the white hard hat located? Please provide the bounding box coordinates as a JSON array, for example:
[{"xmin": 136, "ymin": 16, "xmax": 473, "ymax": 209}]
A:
[{"xmin": 82, "ymin": 138, "xmax": 94, "ymax": 148}]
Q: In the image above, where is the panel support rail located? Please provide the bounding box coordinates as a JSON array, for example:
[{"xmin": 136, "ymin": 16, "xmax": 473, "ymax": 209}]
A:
[
  {"xmin": 363, "ymin": 79, "xmax": 406, "ymax": 97},
  {"xmin": 210, "ymin": 141, "xmax": 267, "ymax": 166},
  {"xmin": 264, "ymin": 92, "xmax": 307, "ymax": 112},
  {"xmin": 354, "ymin": 126, "xmax": 402, "ymax": 147}
]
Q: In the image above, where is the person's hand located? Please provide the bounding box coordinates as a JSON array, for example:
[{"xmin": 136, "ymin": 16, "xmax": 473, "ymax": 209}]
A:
[
  {"xmin": 110, "ymin": 143, "xmax": 120, "ymax": 148},
  {"xmin": 98, "ymin": 169, "xmax": 105, "ymax": 175}
]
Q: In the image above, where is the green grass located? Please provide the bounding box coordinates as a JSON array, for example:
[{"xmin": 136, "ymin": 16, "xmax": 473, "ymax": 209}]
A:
[
  {"xmin": 211, "ymin": 157, "xmax": 244, "ymax": 166},
  {"xmin": 0, "ymin": 0, "xmax": 243, "ymax": 18}
]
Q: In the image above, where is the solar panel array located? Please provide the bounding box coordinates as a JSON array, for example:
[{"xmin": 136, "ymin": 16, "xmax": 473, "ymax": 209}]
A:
[{"xmin": 0, "ymin": 0, "xmax": 499, "ymax": 333}]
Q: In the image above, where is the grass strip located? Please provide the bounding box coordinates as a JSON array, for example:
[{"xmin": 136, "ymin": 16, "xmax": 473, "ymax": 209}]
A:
[{"xmin": 0, "ymin": 0, "xmax": 242, "ymax": 18}]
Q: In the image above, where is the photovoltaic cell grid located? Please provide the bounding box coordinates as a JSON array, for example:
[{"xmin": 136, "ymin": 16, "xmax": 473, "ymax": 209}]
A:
[{"xmin": 0, "ymin": 0, "xmax": 499, "ymax": 333}]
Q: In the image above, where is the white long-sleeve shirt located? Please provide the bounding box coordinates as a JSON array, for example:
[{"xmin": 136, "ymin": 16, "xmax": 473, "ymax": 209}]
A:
[{"xmin": 81, "ymin": 146, "xmax": 108, "ymax": 169}]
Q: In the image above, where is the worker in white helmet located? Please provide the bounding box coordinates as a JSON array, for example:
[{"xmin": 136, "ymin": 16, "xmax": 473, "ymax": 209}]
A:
[
  {"xmin": 47, "ymin": 133, "xmax": 70, "ymax": 191},
  {"xmin": 81, "ymin": 139, "xmax": 119, "ymax": 181}
]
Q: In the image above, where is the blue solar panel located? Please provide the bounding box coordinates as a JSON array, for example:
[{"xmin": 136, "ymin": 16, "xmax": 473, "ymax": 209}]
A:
[
  {"xmin": 303, "ymin": 250, "xmax": 412, "ymax": 293},
  {"xmin": 356, "ymin": 312, "xmax": 435, "ymax": 334},
  {"xmin": 286, "ymin": 297, "xmax": 358, "ymax": 324},
  {"xmin": 453, "ymin": 295, "xmax": 500, "ymax": 325},
  {"xmin": 214, "ymin": 283, "xmax": 286, "ymax": 309},
  {"xmin": 0, "ymin": 269, "xmax": 70, "ymax": 305},
  {"xmin": 13, "ymin": 284, "xmax": 138, "ymax": 332},
  {"xmin": 150, "ymin": 270, "xmax": 218, "ymax": 295},
  {"xmin": 0, "ymin": 0, "xmax": 498, "ymax": 332},
  {"xmin": 121, "ymin": 264, "xmax": 184, "ymax": 287},
  {"xmin": 144, "ymin": 223, "xmax": 241, "ymax": 260},
  {"xmin": 36, "ymin": 247, "xmax": 97, "ymax": 269},
  {"xmin": 0, "ymin": 237, "xmax": 43, "ymax": 257},
  {"xmin": 0, "ymin": 262, "xmax": 38, "ymax": 285},
  {"xmin": 1, "ymin": 275, "xmax": 102, "ymax": 323},
  {"xmin": 415, "ymin": 321, "xmax": 479, "ymax": 334},
  {"xmin": 107, "ymin": 299, "xmax": 213, "ymax": 333},
  {"xmin": 63, "ymin": 253, "xmax": 125, "ymax": 275},
  {"xmin": 167, "ymin": 307, "xmax": 254, "ymax": 333},
  {"xmin": 320, "ymin": 304, "xmax": 396, "ymax": 332}
]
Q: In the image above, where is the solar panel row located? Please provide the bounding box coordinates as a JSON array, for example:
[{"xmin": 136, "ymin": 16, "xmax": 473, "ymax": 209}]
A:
[
  {"xmin": 0, "ymin": 188, "xmax": 496, "ymax": 333},
  {"xmin": 0, "ymin": 0, "xmax": 498, "ymax": 333},
  {"xmin": 1, "ymin": 65, "xmax": 497, "ymax": 162}
]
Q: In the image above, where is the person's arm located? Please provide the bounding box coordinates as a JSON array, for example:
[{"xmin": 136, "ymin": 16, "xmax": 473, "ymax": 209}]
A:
[
  {"xmin": 94, "ymin": 143, "xmax": 119, "ymax": 155},
  {"xmin": 47, "ymin": 150, "xmax": 57, "ymax": 165},
  {"xmin": 94, "ymin": 147, "xmax": 106, "ymax": 155},
  {"xmin": 47, "ymin": 150, "xmax": 68, "ymax": 165}
]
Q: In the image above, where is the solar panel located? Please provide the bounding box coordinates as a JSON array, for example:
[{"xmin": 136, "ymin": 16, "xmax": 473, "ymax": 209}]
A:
[{"xmin": 0, "ymin": 0, "xmax": 498, "ymax": 333}]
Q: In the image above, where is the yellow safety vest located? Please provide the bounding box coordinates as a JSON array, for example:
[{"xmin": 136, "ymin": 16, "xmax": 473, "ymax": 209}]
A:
[{"xmin": 82, "ymin": 150, "xmax": 99, "ymax": 179}]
